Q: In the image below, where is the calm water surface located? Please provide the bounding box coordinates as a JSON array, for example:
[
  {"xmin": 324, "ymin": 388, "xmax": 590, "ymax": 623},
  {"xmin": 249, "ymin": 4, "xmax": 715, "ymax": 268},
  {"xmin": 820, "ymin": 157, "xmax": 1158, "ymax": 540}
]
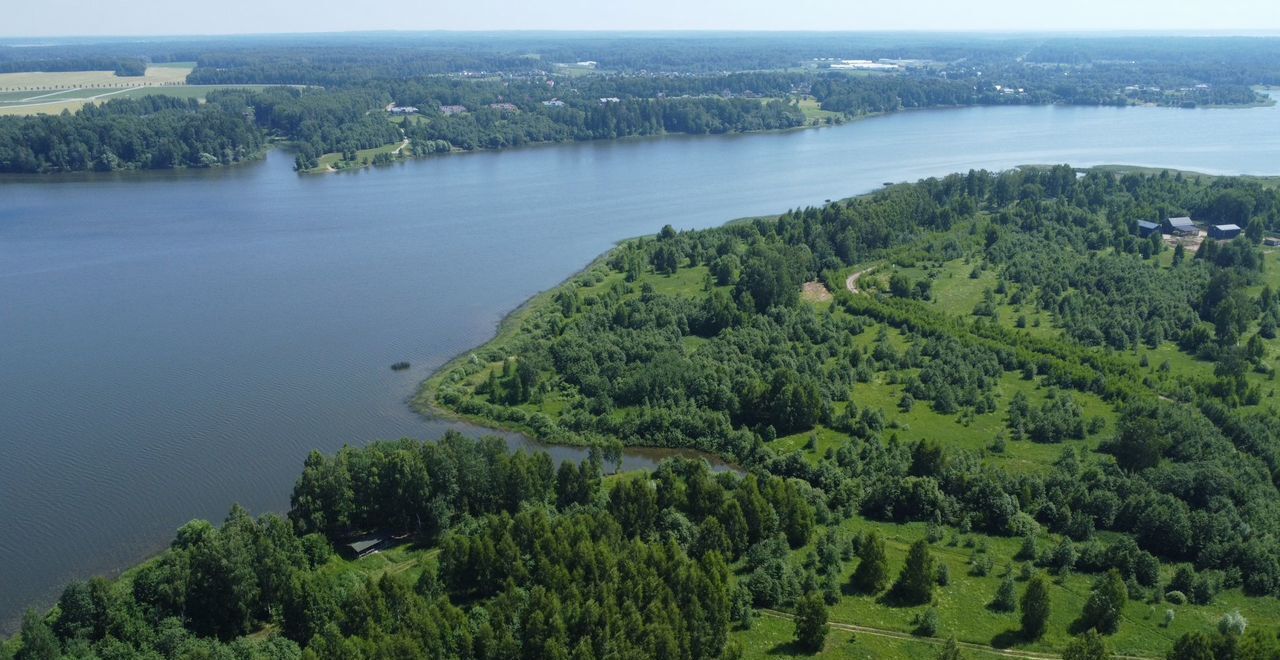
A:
[{"xmin": 2, "ymin": 97, "xmax": 1279, "ymax": 627}]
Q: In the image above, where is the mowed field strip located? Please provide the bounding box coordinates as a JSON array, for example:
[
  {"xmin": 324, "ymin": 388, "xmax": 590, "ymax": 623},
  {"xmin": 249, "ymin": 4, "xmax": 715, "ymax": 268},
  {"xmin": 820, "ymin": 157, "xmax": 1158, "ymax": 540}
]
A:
[
  {"xmin": 0, "ymin": 63, "xmax": 273, "ymax": 116},
  {"xmin": 0, "ymin": 62, "xmax": 194, "ymax": 90}
]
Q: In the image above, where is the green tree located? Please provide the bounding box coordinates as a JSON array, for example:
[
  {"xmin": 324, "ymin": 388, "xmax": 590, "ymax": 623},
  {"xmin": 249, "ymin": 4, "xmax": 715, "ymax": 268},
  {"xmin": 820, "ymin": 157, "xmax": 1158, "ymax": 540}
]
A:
[
  {"xmin": 793, "ymin": 593, "xmax": 828, "ymax": 653},
  {"xmin": 1021, "ymin": 574, "xmax": 1051, "ymax": 640},
  {"xmin": 850, "ymin": 531, "xmax": 889, "ymax": 594},
  {"xmin": 52, "ymin": 580, "xmax": 95, "ymax": 642},
  {"xmin": 1079, "ymin": 570, "xmax": 1127, "ymax": 635},
  {"xmin": 1105, "ymin": 415, "xmax": 1169, "ymax": 472},
  {"xmin": 890, "ymin": 540, "xmax": 936, "ymax": 605},
  {"xmin": 15, "ymin": 611, "xmax": 57, "ymax": 660},
  {"xmin": 992, "ymin": 573, "xmax": 1017, "ymax": 612}
]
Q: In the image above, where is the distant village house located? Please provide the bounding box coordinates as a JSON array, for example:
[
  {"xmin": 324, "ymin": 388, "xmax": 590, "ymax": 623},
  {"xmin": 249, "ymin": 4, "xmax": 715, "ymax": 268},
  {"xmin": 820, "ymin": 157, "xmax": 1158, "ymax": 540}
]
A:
[
  {"xmin": 1137, "ymin": 220, "xmax": 1160, "ymax": 237},
  {"xmin": 439, "ymin": 105, "xmax": 468, "ymax": 116},
  {"xmin": 388, "ymin": 106, "xmax": 418, "ymax": 115}
]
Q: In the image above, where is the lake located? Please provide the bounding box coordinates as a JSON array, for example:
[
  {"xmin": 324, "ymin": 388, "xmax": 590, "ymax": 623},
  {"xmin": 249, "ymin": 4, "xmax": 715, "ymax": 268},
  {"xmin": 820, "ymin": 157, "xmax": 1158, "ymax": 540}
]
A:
[{"xmin": 2, "ymin": 96, "xmax": 1279, "ymax": 628}]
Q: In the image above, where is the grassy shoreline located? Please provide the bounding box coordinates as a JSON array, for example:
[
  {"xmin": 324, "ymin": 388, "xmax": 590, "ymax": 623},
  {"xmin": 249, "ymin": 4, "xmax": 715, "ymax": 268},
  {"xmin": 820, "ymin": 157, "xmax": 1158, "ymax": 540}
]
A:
[
  {"xmin": 411, "ymin": 183, "xmax": 830, "ymax": 446},
  {"xmin": 411, "ymin": 250, "xmax": 616, "ymax": 435}
]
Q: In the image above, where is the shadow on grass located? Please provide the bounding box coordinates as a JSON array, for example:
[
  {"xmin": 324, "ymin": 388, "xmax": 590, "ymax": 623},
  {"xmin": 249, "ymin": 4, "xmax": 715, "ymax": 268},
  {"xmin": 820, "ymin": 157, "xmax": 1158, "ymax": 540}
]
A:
[
  {"xmin": 990, "ymin": 628, "xmax": 1028, "ymax": 649},
  {"xmin": 766, "ymin": 640, "xmax": 815, "ymax": 656},
  {"xmin": 877, "ymin": 587, "xmax": 931, "ymax": 609},
  {"xmin": 842, "ymin": 582, "xmax": 880, "ymax": 598},
  {"xmin": 1067, "ymin": 617, "xmax": 1102, "ymax": 636},
  {"xmin": 985, "ymin": 601, "xmax": 1016, "ymax": 614}
]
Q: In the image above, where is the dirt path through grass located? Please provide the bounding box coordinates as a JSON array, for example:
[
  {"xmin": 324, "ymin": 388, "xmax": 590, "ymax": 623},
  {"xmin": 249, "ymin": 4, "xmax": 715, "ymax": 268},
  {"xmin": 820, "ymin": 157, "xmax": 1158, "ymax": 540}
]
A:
[{"xmin": 845, "ymin": 266, "xmax": 876, "ymax": 294}]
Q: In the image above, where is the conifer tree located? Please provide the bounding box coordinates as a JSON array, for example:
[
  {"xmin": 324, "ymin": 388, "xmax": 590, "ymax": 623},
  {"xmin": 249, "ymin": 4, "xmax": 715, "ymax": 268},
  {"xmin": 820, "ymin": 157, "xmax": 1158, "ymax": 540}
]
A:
[
  {"xmin": 850, "ymin": 531, "xmax": 889, "ymax": 594},
  {"xmin": 890, "ymin": 540, "xmax": 936, "ymax": 605},
  {"xmin": 1021, "ymin": 574, "xmax": 1051, "ymax": 640}
]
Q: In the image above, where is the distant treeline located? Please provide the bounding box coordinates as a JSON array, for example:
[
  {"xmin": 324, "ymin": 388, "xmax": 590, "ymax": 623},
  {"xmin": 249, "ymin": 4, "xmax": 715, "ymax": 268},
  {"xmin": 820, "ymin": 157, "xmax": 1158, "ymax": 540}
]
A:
[
  {"xmin": 2, "ymin": 34, "xmax": 1277, "ymax": 173},
  {"xmin": 0, "ymin": 57, "xmax": 147, "ymax": 76}
]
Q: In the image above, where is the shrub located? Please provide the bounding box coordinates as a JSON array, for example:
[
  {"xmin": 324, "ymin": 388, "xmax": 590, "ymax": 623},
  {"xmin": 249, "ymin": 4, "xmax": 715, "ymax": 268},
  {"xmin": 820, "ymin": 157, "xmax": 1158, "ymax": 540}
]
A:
[
  {"xmin": 915, "ymin": 607, "xmax": 940, "ymax": 637},
  {"xmin": 1219, "ymin": 610, "xmax": 1247, "ymax": 636},
  {"xmin": 992, "ymin": 574, "xmax": 1018, "ymax": 612}
]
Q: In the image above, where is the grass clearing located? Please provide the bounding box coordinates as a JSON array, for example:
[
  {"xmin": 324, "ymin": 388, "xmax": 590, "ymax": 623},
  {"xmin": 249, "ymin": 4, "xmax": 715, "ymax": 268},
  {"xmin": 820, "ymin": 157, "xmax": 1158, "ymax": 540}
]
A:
[
  {"xmin": 797, "ymin": 96, "xmax": 845, "ymax": 123},
  {"xmin": 762, "ymin": 518, "xmax": 1280, "ymax": 658},
  {"xmin": 311, "ymin": 139, "xmax": 409, "ymax": 173}
]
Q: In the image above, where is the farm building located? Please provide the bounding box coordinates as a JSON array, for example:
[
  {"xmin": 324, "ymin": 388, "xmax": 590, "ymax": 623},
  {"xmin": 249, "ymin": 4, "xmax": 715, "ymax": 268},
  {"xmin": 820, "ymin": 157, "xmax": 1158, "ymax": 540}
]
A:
[
  {"xmin": 1163, "ymin": 216, "xmax": 1197, "ymax": 236},
  {"xmin": 439, "ymin": 105, "xmax": 467, "ymax": 115},
  {"xmin": 1264, "ymin": 237, "xmax": 1280, "ymax": 247},
  {"xmin": 343, "ymin": 537, "xmax": 387, "ymax": 560},
  {"xmin": 1209, "ymin": 224, "xmax": 1242, "ymax": 240},
  {"xmin": 388, "ymin": 106, "xmax": 419, "ymax": 115},
  {"xmin": 1137, "ymin": 220, "xmax": 1160, "ymax": 237}
]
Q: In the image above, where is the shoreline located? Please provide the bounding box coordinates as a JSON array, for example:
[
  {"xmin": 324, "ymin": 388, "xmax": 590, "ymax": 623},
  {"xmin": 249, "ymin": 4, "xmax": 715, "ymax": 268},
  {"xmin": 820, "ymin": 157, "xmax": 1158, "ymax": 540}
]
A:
[
  {"xmin": 10, "ymin": 92, "xmax": 1275, "ymax": 179},
  {"xmin": 409, "ymin": 240, "xmax": 747, "ymax": 474},
  {"xmin": 408, "ymin": 160, "xmax": 1280, "ymax": 460},
  {"xmin": 0, "ymin": 160, "xmax": 1269, "ymax": 635}
]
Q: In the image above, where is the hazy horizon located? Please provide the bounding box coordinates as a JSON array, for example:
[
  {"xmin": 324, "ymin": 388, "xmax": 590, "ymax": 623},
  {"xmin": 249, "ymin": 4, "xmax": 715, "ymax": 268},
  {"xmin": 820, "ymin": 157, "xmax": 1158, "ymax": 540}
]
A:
[
  {"xmin": 6, "ymin": 29, "xmax": 1280, "ymax": 42},
  {"xmin": 7, "ymin": 0, "xmax": 1280, "ymax": 39}
]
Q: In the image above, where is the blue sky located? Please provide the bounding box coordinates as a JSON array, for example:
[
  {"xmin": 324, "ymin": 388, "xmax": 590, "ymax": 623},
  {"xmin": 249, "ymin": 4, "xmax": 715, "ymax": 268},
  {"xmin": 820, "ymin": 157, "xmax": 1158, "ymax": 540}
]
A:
[{"xmin": 6, "ymin": 0, "xmax": 1280, "ymax": 37}]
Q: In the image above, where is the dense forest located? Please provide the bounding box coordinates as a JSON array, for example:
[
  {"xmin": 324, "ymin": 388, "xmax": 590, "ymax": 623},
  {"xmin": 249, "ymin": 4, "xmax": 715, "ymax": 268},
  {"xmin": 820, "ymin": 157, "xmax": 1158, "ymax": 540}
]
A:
[
  {"xmin": 9, "ymin": 168, "xmax": 1280, "ymax": 658},
  {"xmin": 0, "ymin": 436, "xmax": 762, "ymax": 659},
  {"xmin": 0, "ymin": 95, "xmax": 266, "ymax": 172},
  {"xmin": 1, "ymin": 34, "xmax": 1276, "ymax": 173}
]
